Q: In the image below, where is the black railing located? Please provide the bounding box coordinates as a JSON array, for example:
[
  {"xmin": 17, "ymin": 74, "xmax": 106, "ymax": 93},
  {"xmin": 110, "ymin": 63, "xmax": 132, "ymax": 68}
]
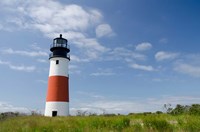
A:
[
  {"xmin": 50, "ymin": 43, "xmax": 70, "ymax": 49},
  {"xmin": 49, "ymin": 53, "xmax": 70, "ymax": 60}
]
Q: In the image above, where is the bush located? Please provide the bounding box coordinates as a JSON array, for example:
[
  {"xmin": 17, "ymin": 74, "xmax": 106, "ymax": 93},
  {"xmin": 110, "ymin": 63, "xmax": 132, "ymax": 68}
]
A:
[
  {"xmin": 156, "ymin": 111, "xmax": 163, "ymax": 114},
  {"xmin": 90, "ymin": 118, "xmax": 106, "ymax": 129},
  {"xmin": 144, "ymin": 118, "xmax": 173, "ymax": 131},
  {"xmin": 189, "ymin": 104, "xmax": 200, "ymax": 115},
  {"xmin": 113, "ymin": 118, "xmax": 130, "ymax": 129},
  {"xmin": 168, "ymin": 104, "xmax": 200, "ymax": 115},
  {"xmin": 0, "ymin": 112, "xmax": 21, "ymax": 121}
]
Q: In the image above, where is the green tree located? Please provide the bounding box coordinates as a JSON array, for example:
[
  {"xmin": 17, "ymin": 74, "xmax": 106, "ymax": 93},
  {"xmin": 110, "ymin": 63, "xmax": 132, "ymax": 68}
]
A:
[
  {"xmin": 163, "ymin": 104, "xmax": 173, "ymax": 113},
  {"xmin": 189, "ymin": 104, "xmax": 200, "ymax": 115}
]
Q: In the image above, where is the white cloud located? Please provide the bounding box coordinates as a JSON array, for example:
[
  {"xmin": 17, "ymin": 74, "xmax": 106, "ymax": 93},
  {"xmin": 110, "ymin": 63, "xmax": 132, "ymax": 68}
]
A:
[
  {"xmin": 69, "ymin": 65, "xmax": 78, "ymax": 70},
  {"xmin": 70, "ymin": 55, "xmax": 82, "ymax": 62},
  {"xmin": 77, "ymin": 38, "xmax": 108, "ymax": 52},
  {"xmin": 73, "ymin": 38, "xmax": 109, "ymax": 60},
  {"xmin": 15, "ymin": 2, "xmax": 100, "ymax": 32},
  {"xmin": 130, "ymin": 63, "xmax": 155, "ymax": 71},
  {"xmin": 0, "ymin": 0, "xmax": 113, "ymax": 62},
  {"xmin": 135, "ymin": 42, "xmax": 152, "ymax": 51},
  {"xmin": 108, "ymin": 47, "xmax": 146, "ymax": 61},
  {"xmin": 2, "ymin": 95, "xmax": 200, "ymax": 115},
  {"xmin": 30, "ymin": 44, "xmax": 42, "ymax": 50},
  {"xmin": 36, "ymin": 59, "xmax": 48, "ymax": 63},
  {"xmin": 0, "ymin": 59, "xmax": 35, "ymax": 72},
  {"xmin": 69, "ymin": 64, "xmax": 81, "ymax": 74},
  {"xmin": 148, "ymin": 96, "xmax": 200, "ymax": 106},
  {"xmin": 36, "ymin": 80, "xmax": 47, "ymax": 84},
  {"xmin": 96, "ymin": 24, "xmax": 114, "ymax": 38},
  {"xmin": 174, "ymin": 63, "xmax": 200, "ymax": 77},
  {"xmin": 79, "ymin": 101, "xmax": 145, "ymax": 114},
  {"xmin": 155, "ymin": 51, "xmax": 179, "ymax": 61},
  {"xmin": 0, "ymin": 60, "xmax": 9, "ymax": 65},
  {"xmin": 0, "ymin": 102, "xmax": 30, "ymax": 113},
  {"xmin": 1, "ymin": 48, "xmax": 48, "ymax": 57},
  {"xmin": 77, "ymin": 91, "xmax": 105, "ymax": 100},
  {"xmin": 90, "ymin": 72, "xmax": 115, "ymax": 76},
  {"xmin": 70, "ymin": 92, "xmax": 146, "ymax": 114},
  {"xmin": 70, "ymin": 93, "xmax": 200, "ymax": 115},
  {"xmin": 152, "ymin": 78, "xmax": 169, "ymax": 82},
  {"xmin": 0, "ymin": 24, "xmax": 3, "ymax": 30},
  {"xmin": 29, "ymin": 4, "xmax": 102, "ymax": 33},
  {"xmin": 9, "ymin": 65, "xmax": 35, "ymax": 72},
  {"xmin": 0, "ymin": 1, "xmax": 103, "ymax": 33},
  {"xmin": 159, "ymin": 38, "xmax": 168, "ymax": 43},
  {"xmin": 90, "ymin": 68, "xmax": 115, "ymax": 76},
  {"xmin": 47, "ymin": 31, "xmax": 85, "ymax": 41}
]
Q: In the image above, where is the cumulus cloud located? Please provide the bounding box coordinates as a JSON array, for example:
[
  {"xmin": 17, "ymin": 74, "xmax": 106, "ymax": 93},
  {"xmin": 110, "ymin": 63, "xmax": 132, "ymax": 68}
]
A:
[
  {"xmin": 30, "ymin": 44, "xmax": 42, "ymax": 50},
  {"xmin": 130, "ymin": 63, "xmax": 155, "ymax": 71},
  {"xmin": 70, "ymin": 92, "xmax": 200, "ymax": 115},
  {"xmin": 36, "ymin": 59, "xmax": 48, "ymax": 63},
  {"xmin": 77, "ymin": 91, "xmax": 105, "ymax": 100},
  {"xmin": 95, "ymin": 24, "xmax": 114, "ymax": 38},
  {"xmin": 155, "ymin": 51, "xmax": 179, "ymax": 61},
  {"xmin": 69, "ymin": 64, "xmax": 81, "ymax": 74},
  {"xmin": 70, "ymin": 92, "xmax": 148, "ymax": 114},
  {"xmin": 9, "ymin": 65, "xmax": 35, "ymax": 72},
  {"xmin": 73, "ymin": 38, "xmax": 109, "ymax": 60},
  {"xmin": 0, "ymin": 1, "xmax": 103, "ymax": 33},
  {"xmin": 0, "ymin": 0, "xmax": 112, "ymax": 62},
  {"xmin": 135, "ymin": 42, "xmax": 152, "ymax": 51},
  {"xmin": 108, "ymin": 47, "xmax": 146, "ymax": 62},
  {"xmin": 174, "ymin": 63, "xmax": 200, "ymax": 77},
  {"xmin": 0, "ymin": 59, "xmax": 35, "ymax": 72},
  {"xmin": 0, "ymin": 102, "xmax": 30, "ymax": 113},
  {"xmin": 0, "ymin": 60, "xmax": 9, "ymax": 65},
  {"xmin": 159, "ymin": 38, "xmax": 168, "ymax": 43},
  {"xmin": 148, "ymin": 96, "xmax": 200, "ymax": 106},
  {"xmin": 90, "ymin": 68, "xmax": 115, "ymax": 76},
  {"xmin": 36, "ymin": 80, "xmax": 47, "ymax": 84},
  {"xmin": 2, "ymin": 95, "xmax": 199, "ymax": 115},
  {"xmin": 90, "ymin": 72, "xmax": 115, "ymax": 76},
  {"xmin": 70, "ymin": 55, "xmax": 82, "ymax": 62},
  {"xmin": 30, "ymin": 4, "xmax": 103, "ymax": 33},
  {"xmin": 77, "ymin": 101, "xmax": 145, "ymax": 114},
  {"xmin": 1, "ymin": 48, "xmax": 48, "ymax": 57}
]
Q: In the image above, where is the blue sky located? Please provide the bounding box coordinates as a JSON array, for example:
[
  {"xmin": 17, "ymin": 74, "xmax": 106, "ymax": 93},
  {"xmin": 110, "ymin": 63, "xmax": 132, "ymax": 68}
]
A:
[{"xmin": 0, "ymin": 0, "xmax": 200, "ymax": 114}]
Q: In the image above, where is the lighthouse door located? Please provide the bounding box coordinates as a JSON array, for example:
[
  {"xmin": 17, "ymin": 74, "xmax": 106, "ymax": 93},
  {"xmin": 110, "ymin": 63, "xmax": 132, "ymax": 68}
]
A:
[{"xmin": 52, "ymin": 111, "xmax": 57, "ymax": 117}]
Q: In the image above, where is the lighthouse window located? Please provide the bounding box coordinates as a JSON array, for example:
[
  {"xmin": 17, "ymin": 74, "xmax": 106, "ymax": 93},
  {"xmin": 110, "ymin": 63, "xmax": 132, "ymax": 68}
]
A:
[{"xmin": 56, "ymin": 60, "xmax": 59, "ymax": 64}]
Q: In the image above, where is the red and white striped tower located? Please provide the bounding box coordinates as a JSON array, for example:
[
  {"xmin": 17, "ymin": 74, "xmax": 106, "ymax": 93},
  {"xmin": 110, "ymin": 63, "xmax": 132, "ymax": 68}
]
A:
[{"xmin": 45, "ymin": 34, "xmax": 70, "ymax": 117}]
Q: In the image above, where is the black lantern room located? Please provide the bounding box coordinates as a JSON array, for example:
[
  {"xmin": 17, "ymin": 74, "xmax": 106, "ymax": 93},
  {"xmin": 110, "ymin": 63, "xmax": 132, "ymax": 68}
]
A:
[{"xmin": 49, "ymin": 34, "xmax": 70, "ymax": 60}]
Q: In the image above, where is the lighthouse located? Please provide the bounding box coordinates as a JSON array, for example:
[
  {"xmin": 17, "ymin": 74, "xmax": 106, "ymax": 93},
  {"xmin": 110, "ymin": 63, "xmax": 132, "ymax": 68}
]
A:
[{"xmin": 45, "ymin": 34, "xmax": 70, "ymax": 117}]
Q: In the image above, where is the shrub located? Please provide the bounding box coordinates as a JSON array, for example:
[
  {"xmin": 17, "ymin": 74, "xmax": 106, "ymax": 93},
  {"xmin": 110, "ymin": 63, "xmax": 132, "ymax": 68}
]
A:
[
  {"xmin": 110, "ymin": 117, "xmax": 130, "ymax": 130},
  {"xmin": 156, "ymin": 111, "xmax": 163, "ymax": 114},
  {"xmin": 144, "ymin": 118, "xmax": 173, "ymax": 132},
  {"xmin": 189, "ymin": 104, "xmax": 200, "ymax": 115}
]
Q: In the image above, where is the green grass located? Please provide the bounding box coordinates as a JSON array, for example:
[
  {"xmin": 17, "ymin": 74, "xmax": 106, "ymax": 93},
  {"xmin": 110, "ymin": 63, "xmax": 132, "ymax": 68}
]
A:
[{"xmin": 0, "ymin": 114, "xmax": 200, "ymax": 132}]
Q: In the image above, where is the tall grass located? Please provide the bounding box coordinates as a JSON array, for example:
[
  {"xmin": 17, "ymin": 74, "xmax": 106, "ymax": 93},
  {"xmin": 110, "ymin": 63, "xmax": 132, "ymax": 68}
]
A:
[{"xmin": 0, "ymin": 114, "xmax": 200, "ymax": 131}]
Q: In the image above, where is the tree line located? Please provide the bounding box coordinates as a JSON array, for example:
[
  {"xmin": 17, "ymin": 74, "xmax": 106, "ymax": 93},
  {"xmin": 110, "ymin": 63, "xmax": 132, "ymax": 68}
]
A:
[
  {"xmin": 1, "ymin": 104, "xmax": 200, "ymax": 120},
  {"xmin": 164, "ymin": 104, "xmax": 200, "ymax": 115}
]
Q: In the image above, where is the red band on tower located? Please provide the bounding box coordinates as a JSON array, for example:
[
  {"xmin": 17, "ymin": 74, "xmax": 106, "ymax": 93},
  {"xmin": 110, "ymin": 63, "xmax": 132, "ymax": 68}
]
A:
[{"xmin": 46, "ymin": 76, "xmax": 69, "ymax": 102}]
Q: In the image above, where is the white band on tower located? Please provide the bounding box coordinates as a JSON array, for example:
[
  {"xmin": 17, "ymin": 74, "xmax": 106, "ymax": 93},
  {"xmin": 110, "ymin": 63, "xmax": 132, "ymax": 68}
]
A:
[{"xmin": 49, "ymin": 57, "xmax": 69, "ymax": 77}]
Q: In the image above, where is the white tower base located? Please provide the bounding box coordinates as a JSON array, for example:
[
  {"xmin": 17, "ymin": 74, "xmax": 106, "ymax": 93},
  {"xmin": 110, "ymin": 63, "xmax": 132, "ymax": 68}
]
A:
[{"xmin": 45, "ymin": 102, "xmax": 69, "ymax": 117}]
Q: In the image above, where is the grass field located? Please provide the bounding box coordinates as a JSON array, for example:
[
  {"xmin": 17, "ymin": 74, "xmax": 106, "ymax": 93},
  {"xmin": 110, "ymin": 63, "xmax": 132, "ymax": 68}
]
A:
[{"xmin": 0, "ymin": 113, "xmax": 200, "ymax": 132}]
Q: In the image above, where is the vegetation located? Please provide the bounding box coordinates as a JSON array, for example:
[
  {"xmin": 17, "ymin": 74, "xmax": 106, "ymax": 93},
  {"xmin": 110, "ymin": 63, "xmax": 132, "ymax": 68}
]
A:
[
  {"xmin": 0, "ymin": 104, "xmax": 200, "ymax": 131},
  {"xmin": 164, "ymin": 104, "xmax": 200, "ymax": 115}
]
